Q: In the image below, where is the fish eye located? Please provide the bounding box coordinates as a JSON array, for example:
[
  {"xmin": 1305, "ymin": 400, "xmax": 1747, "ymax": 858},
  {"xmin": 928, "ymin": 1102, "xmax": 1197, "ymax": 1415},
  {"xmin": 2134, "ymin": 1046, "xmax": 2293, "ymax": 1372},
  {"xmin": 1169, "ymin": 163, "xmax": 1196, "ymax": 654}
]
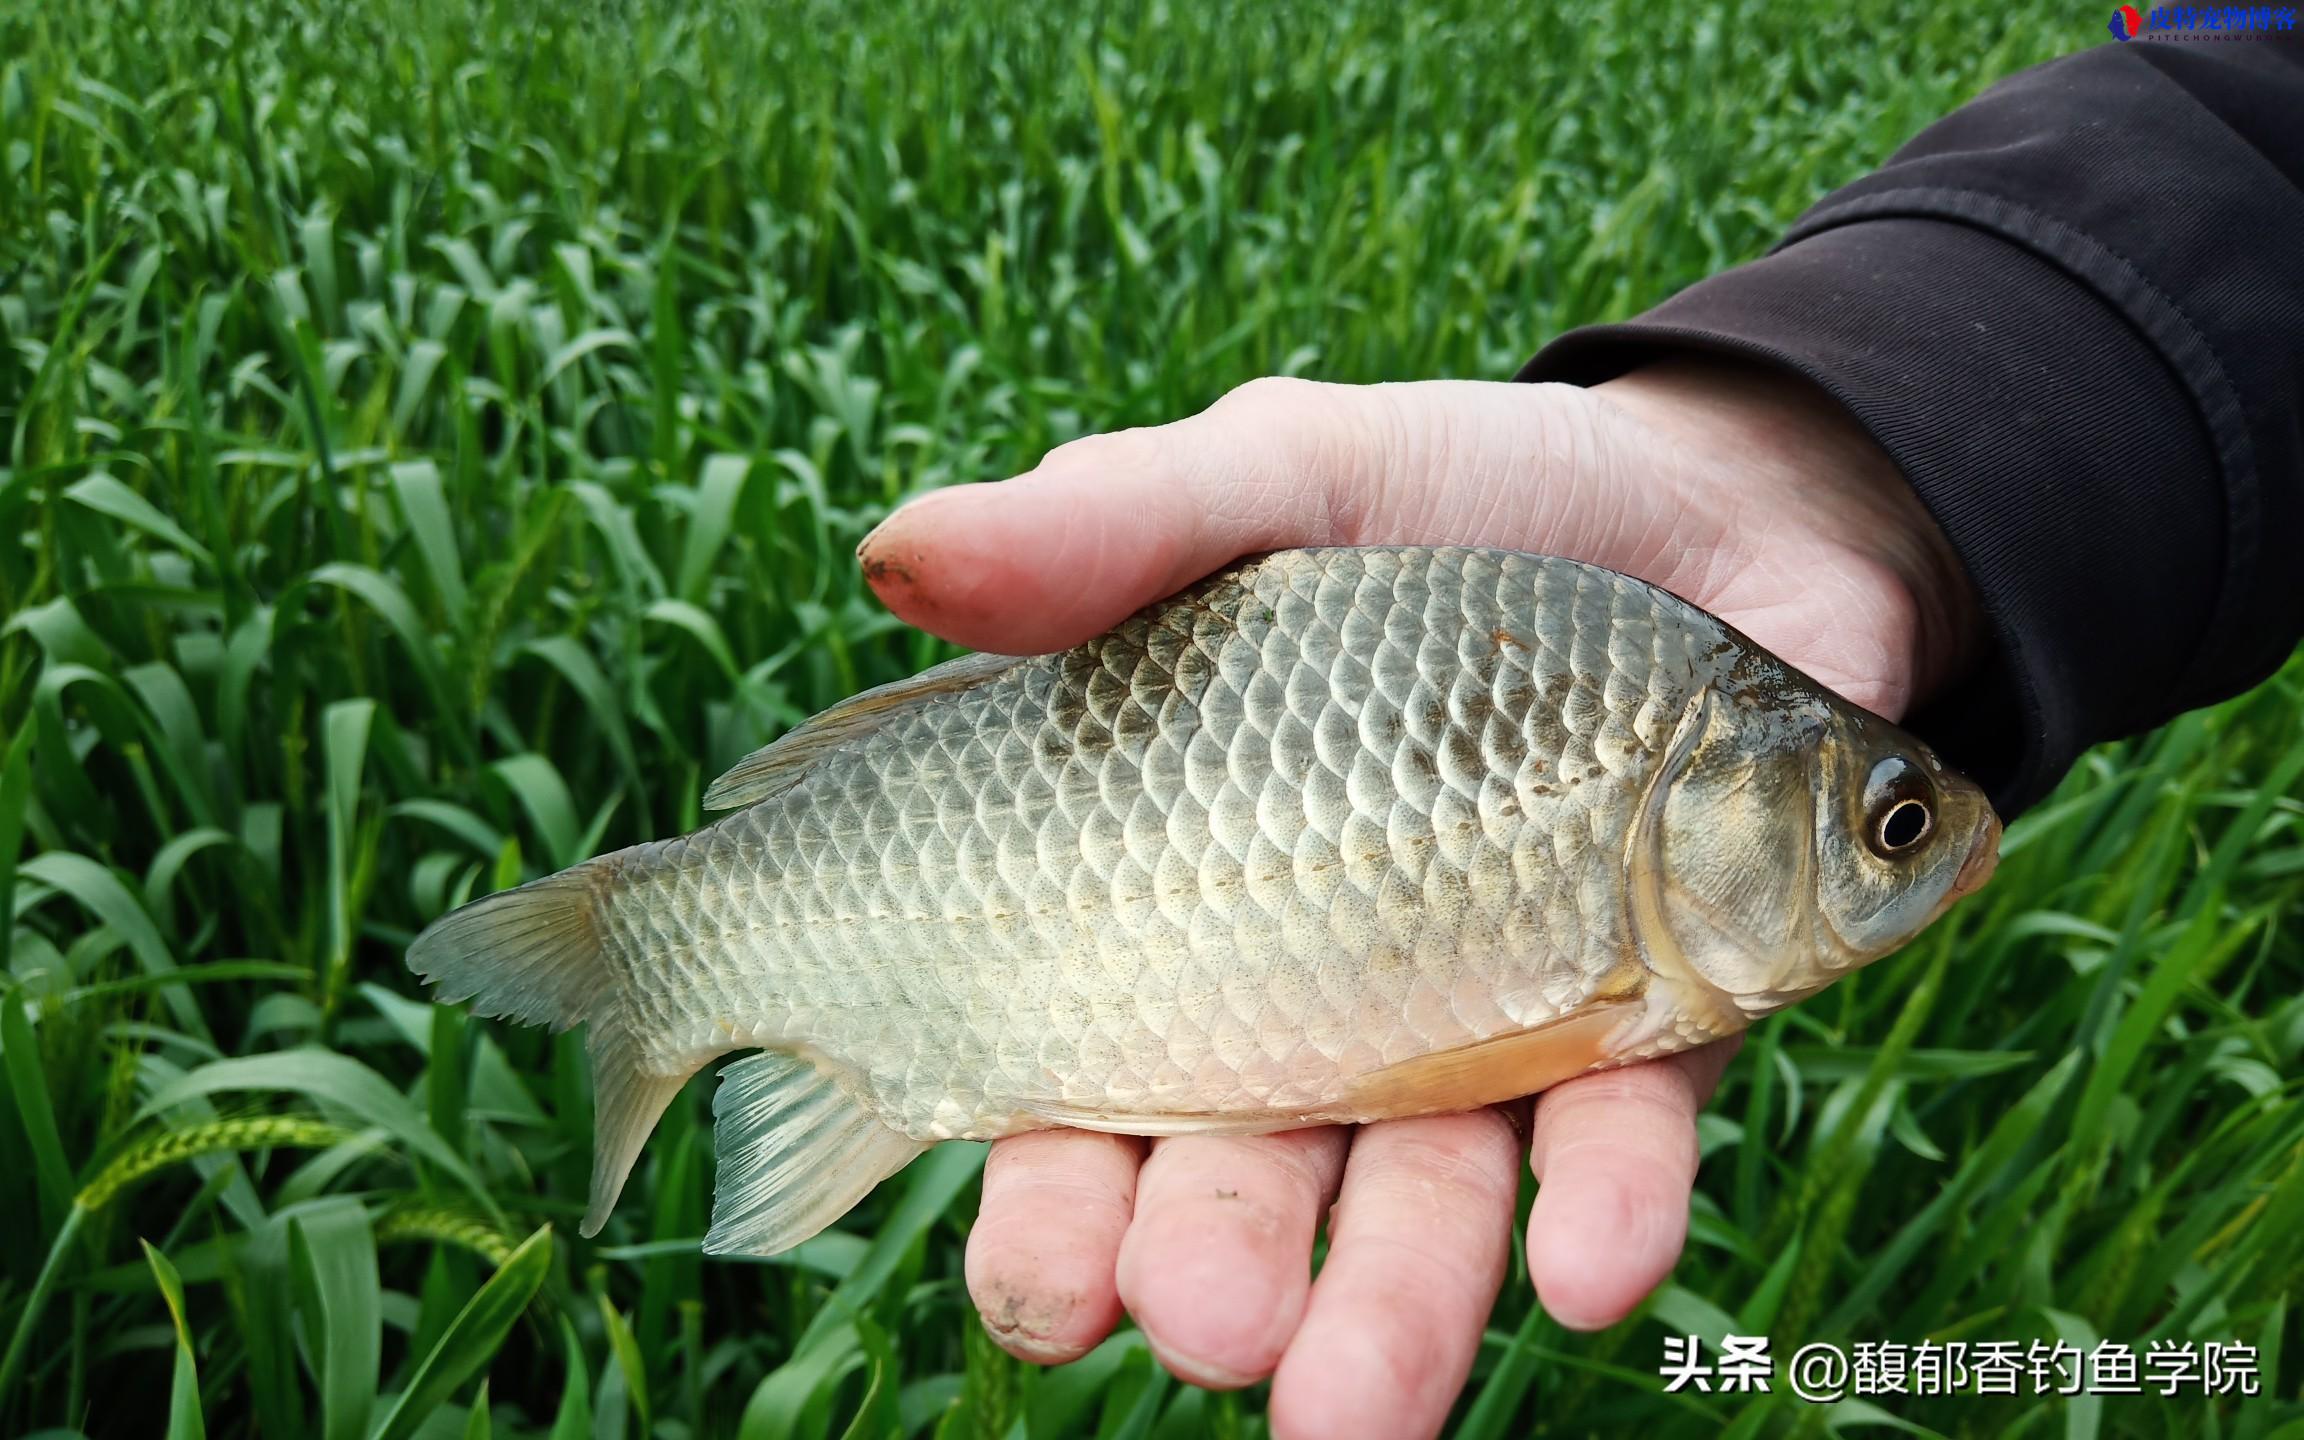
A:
[
  {"xmin": 1863, "ymin": 757, "xmax": 1937, "ymax": 859},
  {"xmin": 1877, "ymin": 799, "xmax": 1932, "ymax": 852}
]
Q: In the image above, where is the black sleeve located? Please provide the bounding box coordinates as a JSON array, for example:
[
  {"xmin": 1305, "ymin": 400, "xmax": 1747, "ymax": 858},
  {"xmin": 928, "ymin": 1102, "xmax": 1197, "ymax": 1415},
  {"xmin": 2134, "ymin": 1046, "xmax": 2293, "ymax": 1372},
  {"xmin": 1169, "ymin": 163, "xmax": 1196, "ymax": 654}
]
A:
[{"xmin": 1517, "ymin": 35, "xmax": 2304, "ymax": 816}]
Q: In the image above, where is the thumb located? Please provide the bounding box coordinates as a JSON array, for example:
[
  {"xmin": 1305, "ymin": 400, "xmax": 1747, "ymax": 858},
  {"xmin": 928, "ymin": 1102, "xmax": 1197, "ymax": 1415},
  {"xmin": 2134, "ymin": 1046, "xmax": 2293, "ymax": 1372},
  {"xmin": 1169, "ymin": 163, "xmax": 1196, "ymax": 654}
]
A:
[{"xmin": 855, "ymin": 378, "xmax": 1619, "ymax": 655}]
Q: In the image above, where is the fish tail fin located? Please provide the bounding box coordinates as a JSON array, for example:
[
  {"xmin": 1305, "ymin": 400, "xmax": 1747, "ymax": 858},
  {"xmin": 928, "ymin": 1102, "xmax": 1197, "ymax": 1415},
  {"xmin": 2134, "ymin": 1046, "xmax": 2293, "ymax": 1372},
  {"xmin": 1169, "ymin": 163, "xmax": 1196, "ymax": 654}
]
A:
[
  {"xmin": 406, "ymin": 857, "xmax": 706, "ymax": 1237},
  {"xmin": 701, "ymin": 1050, "xmax": 927, "ymax": 1256},
  {"xmin": 406, "ymin": 865, "xmax": 613, "ymax": 1032}
]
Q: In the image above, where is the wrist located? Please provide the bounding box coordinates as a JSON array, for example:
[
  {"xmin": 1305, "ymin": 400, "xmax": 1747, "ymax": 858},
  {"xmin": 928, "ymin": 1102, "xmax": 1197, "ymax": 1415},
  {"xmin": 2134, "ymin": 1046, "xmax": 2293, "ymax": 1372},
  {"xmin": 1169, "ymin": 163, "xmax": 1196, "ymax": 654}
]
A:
[{"xmin": 1587, "ymin": 356, "xmax": 1986, "ymax": 717}]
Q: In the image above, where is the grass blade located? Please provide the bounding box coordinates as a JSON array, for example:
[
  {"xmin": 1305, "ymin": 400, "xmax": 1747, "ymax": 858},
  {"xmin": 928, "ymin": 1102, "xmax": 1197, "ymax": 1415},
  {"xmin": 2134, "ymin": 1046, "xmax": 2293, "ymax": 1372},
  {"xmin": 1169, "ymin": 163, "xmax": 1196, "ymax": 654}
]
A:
[
  {"xmin": 290, "ymin": 1199, "xmax": 383, "ymax": 1440},
  {"xmin": 143, "ymin": 1241, "xmax": 208, "ymax": 1440},
  {"xmin": 368, "ymin": 1224, "xmax": 553, "ymax": 1440}
]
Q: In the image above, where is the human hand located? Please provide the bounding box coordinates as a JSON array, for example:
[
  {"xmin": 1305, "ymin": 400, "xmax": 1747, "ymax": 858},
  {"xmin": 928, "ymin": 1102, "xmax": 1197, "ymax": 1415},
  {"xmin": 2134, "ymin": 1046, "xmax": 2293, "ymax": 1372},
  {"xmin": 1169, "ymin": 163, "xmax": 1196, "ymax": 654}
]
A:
[{"xmin": 857, "ymin": 361, "xmax": 1982, "ymax": 1438}]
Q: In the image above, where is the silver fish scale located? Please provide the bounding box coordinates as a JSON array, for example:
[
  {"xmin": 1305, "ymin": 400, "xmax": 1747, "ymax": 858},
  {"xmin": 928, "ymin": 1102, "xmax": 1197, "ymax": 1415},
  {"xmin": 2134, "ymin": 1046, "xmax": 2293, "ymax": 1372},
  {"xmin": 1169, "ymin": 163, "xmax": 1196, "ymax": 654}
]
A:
[{"xmin": 598, "ymin": 548, "xmax": 1738, "ymax": 1140}]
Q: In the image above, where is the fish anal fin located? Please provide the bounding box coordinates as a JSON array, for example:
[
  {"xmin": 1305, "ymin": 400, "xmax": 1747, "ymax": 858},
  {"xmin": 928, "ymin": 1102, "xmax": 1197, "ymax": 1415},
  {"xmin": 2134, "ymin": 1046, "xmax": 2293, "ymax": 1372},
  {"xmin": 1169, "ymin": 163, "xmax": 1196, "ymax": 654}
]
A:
[
  {"xmin": 584, "ymin": 1026, "xmax": 706, "ymax": 1237},
  {"xmin": 1338, "ymin": 1003, "xmax": 1644, "ymax": 1119},
  {"xmin": 704, "ymin": 651, "xmax": 1026, "ymax": 810},
  {"xmin": 702, "ymin": 1051, "xmax": 928, "ymax": 1256}
]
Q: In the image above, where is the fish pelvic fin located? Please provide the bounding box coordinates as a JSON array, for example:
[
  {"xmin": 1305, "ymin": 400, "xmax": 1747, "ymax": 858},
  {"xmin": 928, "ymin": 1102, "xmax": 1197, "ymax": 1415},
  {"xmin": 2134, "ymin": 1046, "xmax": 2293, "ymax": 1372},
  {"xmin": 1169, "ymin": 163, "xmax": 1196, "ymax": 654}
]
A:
[
  {"xmin": 406, "ymin": 857, "xmax": 705, "ymax": 1238},
  {"xmin": 701, "ymin": 1051, "xmax": 927, "ymax": 1257}
]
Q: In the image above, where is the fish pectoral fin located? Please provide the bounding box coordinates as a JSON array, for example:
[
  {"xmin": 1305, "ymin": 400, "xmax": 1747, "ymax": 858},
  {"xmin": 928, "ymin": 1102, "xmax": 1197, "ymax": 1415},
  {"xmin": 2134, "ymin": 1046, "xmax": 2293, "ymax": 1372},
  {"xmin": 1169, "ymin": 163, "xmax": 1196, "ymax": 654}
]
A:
[
  {"xmin": 704, "ymin": 651, "xmax": 1027, "ymax": 810},
  {"xmin": 1338, "ymin": 1002, "xmax": 1645, "ymax": 1120},
  {"xmin": 702, "ymin": 1051, "xmax": 927, "ymax": 1257}
]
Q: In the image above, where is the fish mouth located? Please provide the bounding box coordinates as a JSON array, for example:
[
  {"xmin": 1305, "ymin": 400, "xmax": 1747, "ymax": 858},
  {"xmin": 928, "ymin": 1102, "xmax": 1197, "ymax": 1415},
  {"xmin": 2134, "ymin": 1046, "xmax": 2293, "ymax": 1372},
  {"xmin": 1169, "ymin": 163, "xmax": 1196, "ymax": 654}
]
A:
[{"xmin": 1948, "ymin": 810, "xmax": 2002, "ymax": 901}]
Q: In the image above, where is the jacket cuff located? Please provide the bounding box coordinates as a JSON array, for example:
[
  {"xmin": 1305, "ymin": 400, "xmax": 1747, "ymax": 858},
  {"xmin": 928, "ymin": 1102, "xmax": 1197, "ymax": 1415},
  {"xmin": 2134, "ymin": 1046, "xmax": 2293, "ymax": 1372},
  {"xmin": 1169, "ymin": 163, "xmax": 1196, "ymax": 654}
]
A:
[{"xmin": 1517, "ymin": 215, "xmax": 2220, "ymax": 815}]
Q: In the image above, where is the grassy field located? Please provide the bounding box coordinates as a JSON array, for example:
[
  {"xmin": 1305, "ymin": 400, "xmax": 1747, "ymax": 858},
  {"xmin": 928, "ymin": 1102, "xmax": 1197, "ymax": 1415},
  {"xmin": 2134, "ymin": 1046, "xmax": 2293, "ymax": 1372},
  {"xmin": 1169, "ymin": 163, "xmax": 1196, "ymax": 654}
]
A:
[{"xmin": 4, "ymin": 0, "xmax": 2302, "ymax": 1435}]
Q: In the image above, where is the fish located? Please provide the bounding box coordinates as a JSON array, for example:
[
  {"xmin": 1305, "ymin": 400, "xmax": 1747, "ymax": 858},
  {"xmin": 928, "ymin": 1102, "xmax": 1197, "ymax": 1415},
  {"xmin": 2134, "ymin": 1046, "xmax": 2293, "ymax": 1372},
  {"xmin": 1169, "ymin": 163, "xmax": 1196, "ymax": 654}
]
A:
[{"xmin": 408, "ymin": 546, "xmax": 1999, "ymax": 1255}]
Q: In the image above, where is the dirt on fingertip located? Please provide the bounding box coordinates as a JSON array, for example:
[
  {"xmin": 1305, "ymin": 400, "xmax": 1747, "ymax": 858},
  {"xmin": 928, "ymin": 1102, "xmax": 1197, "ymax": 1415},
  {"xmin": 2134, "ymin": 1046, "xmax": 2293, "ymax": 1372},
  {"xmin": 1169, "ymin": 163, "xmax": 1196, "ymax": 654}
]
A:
[{"xmin": 977, "ymin": 1282, "xmax": 1090, "ymax": 1362}]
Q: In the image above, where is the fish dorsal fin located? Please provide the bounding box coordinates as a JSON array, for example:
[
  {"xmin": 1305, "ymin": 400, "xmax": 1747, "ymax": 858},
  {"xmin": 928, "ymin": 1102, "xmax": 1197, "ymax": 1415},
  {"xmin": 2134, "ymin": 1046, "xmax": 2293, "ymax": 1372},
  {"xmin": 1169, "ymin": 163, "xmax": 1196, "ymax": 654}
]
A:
[
  {"xmin": 703, "ymin": 651, "xmax": 1026, "ymax": 810},
  {"xmin": 702, "ymin": 1050, "xmax": 927, "ymax": 1256}
]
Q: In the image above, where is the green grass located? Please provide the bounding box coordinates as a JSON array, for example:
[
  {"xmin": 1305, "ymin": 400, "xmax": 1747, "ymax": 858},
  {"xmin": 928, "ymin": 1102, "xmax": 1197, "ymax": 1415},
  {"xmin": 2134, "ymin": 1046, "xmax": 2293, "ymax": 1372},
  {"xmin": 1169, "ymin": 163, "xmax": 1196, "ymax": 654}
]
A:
[{"xmin": 3, "ymin": 0, "xmax": 2300, "ymax": 1434}]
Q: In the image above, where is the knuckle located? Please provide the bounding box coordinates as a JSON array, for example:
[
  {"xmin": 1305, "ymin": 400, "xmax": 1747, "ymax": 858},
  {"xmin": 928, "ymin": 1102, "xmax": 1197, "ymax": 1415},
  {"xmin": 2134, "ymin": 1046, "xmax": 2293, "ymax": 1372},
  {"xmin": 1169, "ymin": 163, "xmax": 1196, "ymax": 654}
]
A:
[
  {"xmin": 1041, "ymin": 425, "xmax": 1162, "ymax": 475},
  {"xmin": 1387, "ymin": 1129, "xmax": 1520, "ymax": 1208},
  {"xmin": 983, "ymin": 1132, "xmax": 1143, "ymax": 1213},
  {"xmin": 1215, "ymin": 373, "xmax": 1333, "ymax": 414},
  {"xmin": 1528, "ymin": 1067, "xmax": 1707, "ymax": 1182},
  {"xmin": 1350, "ymin": 1229, "xmax": 1499, "ymax": 1321},
  {"xmin": 1533, "ymin": 1110, "xmax": 1701, "ymax": 1182},
  {"xmin": 1205, "ymin": 376, "xmax": 1384, "ymax": 538},
  {"xmin": 1251, "ymin": 1129, "xmax": 1350, "ymax": 1201},
  {"xmin": 1550, "ymin": 1061, "xmax": 1700, "ymax": 1115},
  {"xmin": 1328, "ymin": 1135, "xmax": 1517, "ymax": 1253},
  {"xmin": 1147, "ymin": 1132, "xmax": 1342, "ymax": 1230}
]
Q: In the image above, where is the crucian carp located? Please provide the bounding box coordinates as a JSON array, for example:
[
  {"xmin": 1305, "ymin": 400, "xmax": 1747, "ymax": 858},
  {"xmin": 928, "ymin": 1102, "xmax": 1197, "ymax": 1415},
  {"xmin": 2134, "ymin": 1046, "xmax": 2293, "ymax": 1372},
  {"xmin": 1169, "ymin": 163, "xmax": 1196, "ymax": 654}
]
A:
[{"xmin": 409, "ymin": 547, "xmax": 1999, "ymax": 1255}]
